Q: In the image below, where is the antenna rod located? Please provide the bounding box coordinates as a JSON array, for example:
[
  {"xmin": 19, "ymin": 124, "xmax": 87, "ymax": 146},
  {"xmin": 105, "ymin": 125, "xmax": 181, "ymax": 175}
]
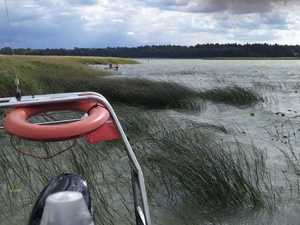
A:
[{"xmin": 14, "ymin": 77, "xmax": 22, "ymax": 101}]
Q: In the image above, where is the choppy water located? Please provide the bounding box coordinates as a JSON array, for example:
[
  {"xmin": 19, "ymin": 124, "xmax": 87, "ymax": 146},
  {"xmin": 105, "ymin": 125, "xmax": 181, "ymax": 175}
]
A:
[
  {"xmin": 114, "ymin": 59, "xmax": 300, "ymax": 224},
  {"xmin": 118, "ymin": 59, "xmax": 300, "ymax": 110},
  {"xmin": 117, "ymin": 59, "xmax": 300, "ymax": 156}
]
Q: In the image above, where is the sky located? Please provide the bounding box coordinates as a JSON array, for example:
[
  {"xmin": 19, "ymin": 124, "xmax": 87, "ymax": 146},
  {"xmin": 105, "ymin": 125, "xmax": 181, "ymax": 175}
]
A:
[{"xmin": 0, "ymin": 0, "xmax": 299, "ymax": 48}]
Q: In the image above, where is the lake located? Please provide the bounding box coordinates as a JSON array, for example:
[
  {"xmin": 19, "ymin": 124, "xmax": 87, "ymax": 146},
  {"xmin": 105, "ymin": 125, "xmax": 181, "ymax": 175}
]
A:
[{"xmin": 116, "ymin": 59, "xmax": 300, "ymax": 225}]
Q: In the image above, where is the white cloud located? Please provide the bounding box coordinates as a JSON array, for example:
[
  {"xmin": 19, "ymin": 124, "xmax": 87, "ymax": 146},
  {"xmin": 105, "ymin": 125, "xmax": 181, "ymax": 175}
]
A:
[{"xmin": 0, "ymin": 0, "xmax": 299, "ymax": 48}]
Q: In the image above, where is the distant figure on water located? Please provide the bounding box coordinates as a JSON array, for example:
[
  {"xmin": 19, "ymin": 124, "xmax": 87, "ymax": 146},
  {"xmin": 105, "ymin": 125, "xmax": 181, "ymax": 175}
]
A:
[{"xmin": 108, "ymin": 63, "xmax": 119, "ymax": 71}]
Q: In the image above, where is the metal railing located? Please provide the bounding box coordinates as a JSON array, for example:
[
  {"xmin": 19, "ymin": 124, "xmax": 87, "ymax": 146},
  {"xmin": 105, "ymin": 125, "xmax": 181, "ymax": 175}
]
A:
[{"xmin": 0, "ymin": 92, "xmax": 151, "ymax": 225}]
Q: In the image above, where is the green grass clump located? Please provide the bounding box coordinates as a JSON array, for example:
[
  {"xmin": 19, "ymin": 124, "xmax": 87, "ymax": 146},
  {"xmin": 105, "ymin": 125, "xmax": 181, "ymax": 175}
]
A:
[
  {"xmin": 199, "ymin": 86, "xmax": 262, "ymax": 106},
  {"xmin": 0, "ymin": 56, "xmax": 202, "ymax": 110},
  {"xmin": 31, "ymin": 74, "xmax": 200, "ymax": 110},
  {"xmin": 64, "ymin": 56, "xmax": 138, "ymax": 65},
  {"xmin": 136, "ymin": 124, "xmax": 272, "ymax": 212},
  {"xmin": 88, "ymin": 79, "xmax": 200, "ymax": 109},
  {"xmin": 0, "ymin": 55, "xmax": 112, "ymax": 96},
  {"xmin": 0, "ymin": 55, "xmax": 137, "ymax": 65},
  {"xmin": 113, "ymin": 110, "xmax": 272, "ymax": 213}
]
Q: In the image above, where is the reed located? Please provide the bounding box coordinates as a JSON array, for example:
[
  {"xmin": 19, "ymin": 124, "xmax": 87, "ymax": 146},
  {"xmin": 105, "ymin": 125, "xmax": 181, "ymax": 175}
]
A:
[
  {"xmin": 0, "ymin": 56, "xmax": 261, "ymax": 110},
  {"xmin": 139, "ymin": 127, "xmax": 271, "ymax": 211},
  {"xmin": 0, "ymin": 107, "xmax": 274, "ymax": 225},
  {"xmin": 199, "ymin": 86, "xmax": 262, "ymax": 106},
  {"xmin": 0, "ymin": 56, "xmax": 202, "ymax": 110},
  {"xmin": 0, "ymin": 56, "xmax": 267, "ymax": 225}
]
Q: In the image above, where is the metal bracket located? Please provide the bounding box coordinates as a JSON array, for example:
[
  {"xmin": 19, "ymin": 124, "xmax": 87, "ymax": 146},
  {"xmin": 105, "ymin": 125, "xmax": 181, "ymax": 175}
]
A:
[{"xmin": 0, "ymin": 92, "xmax": 151, "ymax": 225}]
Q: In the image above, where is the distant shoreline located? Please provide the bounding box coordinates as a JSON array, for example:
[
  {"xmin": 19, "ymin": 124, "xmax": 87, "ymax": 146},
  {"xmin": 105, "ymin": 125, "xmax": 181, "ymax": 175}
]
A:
[
  {"xmin": 2, "ymin": 44, "xmax": 300, "ymax": 58},
  {"xmin": 1, "ymin": 55, "xmax": 300, "ymax": 60},
  {"xmin": 136, "ymin": 57, "xmax": 300, "ymax": 60},
  {"xmin": 204, "ymin": 57, "xmax": 300, "ymax": 60}
]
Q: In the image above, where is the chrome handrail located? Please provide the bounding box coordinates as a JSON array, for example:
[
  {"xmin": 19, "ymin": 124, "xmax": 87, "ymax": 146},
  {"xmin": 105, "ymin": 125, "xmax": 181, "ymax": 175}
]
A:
[{"xmin": 0, "ymin": 92, "xmax": 151, "ymax": 225}]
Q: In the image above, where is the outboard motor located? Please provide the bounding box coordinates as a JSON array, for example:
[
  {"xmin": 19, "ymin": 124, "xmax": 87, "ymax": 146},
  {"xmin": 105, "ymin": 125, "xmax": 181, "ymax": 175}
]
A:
[{"xmin": 28, "ymin": 174, "xmax": 92, "ymax": 225}]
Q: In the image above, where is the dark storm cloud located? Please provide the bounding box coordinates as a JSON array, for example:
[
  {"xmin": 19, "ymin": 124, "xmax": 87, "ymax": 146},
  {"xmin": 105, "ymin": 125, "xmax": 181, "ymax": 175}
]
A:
[{"xmin": 142, "ymin": 0, "xmax": 291, "ymax": 14}]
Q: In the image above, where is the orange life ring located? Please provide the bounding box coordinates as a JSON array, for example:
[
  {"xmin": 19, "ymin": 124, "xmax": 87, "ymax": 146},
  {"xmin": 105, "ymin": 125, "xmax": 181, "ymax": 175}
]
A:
[{"xmin": 3, "ymin": 100, "xmax": 111, "ymax": 142}]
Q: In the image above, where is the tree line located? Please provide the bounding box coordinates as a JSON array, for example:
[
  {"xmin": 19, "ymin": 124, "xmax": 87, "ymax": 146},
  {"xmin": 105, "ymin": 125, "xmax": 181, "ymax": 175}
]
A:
[{"xmin": 1, "ymin": 44, "xmax": 300, "ymax": 58}]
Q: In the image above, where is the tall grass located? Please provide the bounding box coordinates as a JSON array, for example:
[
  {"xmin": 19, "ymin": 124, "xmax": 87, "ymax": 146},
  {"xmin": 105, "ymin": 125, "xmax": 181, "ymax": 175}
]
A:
[
  {"xmin": 0, "ymin": 55, "xmax": 137, "ymax": 65},
  {"xmin": 0, "ymin": 56, "xmax": 201, "ymax": 109},
  {"xmin": 0, "ymin": 106, "xmax": 274, "ymax": 225},
  {"xmin": 139, "ymin": 128, "xmax": 272, "ymax": 210},
  {"xmin": 0, "ymin": 55, "xmax": 268, "ymax": 225},
  {"xmin": 199, "ymin": 86, "xmax": 262, "ymax": 106},
  {"xmin": 0, "ymin": 56, "xmax": 262, "ymax": 110},
  {"xmin": 0, "ymin": 55, "xmax": 110, "ymax": 96},
  {"xmin": 112, "ymin": 110, "xmax": 275, "ymax": 213}
]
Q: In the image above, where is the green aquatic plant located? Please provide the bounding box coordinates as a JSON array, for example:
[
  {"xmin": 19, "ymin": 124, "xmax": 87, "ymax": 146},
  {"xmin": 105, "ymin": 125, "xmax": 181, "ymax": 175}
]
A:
[
  {"xmin": 199, "ymin": 86, "xmax": 262, "ymax": 106},
  {"xmin": 0, "ymin": 56, "xmax": 202, "ymax": 110},
  {"xmin": 0, "ymin": 106, "xmax": 278, "ymax": 225},
  {"xmin": 0, "ymin": 56, "xmax": 270, "ymax": 225},
  {"xmin": 135, "ymin": 123, "xmax": 274, "ymax": 212},
  {"xmin": 0, "ymin": 56, "xmax": 261, "ymax": 110}
]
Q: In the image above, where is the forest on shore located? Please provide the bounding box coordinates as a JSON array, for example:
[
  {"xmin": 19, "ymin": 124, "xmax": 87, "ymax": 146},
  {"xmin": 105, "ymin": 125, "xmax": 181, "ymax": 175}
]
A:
[{"xmin": 1, "ymin": 43, "xmax": 300, "ymax": 58}]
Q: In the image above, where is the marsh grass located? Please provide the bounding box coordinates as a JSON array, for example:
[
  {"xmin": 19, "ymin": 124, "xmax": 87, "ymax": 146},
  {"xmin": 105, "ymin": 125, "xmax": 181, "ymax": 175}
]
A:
[
  {"xmin": 261, "ymin": 119, "xmax": 300, "ymax": 207},
  {"xmin": 140, "ymin": 129, "xmax": 272, "ymax": 212},
  {"xmin": 38, "ymin": 76, "xmax": 202, "ymax": 110},
  {"xmin": 0, "ymin": 56, "xmax": 203, "ymax": 110},
  {"xmin": 0, "ymin": 55, "xmax": 110, "ymax": 96},
  {"xmin": 0, "ymin": 106, "xmax": 274, "ymax": 225},
  {"xmin": 110, "ymin": 110, "xmax": 275, "ymax": 212},
  {"xmin": 0, "ymin": 55, "xmax": 137, "ymax": 65},
  {"xmin": 0, "ymin": 56, "xmax": 267, "ymax": 225},
  {"xmin": 199, "ymin": 86, "xmax": 262, "ymax": 106},
  {"xmin": 0, "ymin": 56, "xmax": 261, "ymax": 110}
]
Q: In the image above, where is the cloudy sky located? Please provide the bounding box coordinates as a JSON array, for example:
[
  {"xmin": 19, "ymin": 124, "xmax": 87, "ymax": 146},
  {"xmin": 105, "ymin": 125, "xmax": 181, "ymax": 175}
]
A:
[{"xmin": 0, "ymin": 0, "xmax": 299, "ymax": 48}]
